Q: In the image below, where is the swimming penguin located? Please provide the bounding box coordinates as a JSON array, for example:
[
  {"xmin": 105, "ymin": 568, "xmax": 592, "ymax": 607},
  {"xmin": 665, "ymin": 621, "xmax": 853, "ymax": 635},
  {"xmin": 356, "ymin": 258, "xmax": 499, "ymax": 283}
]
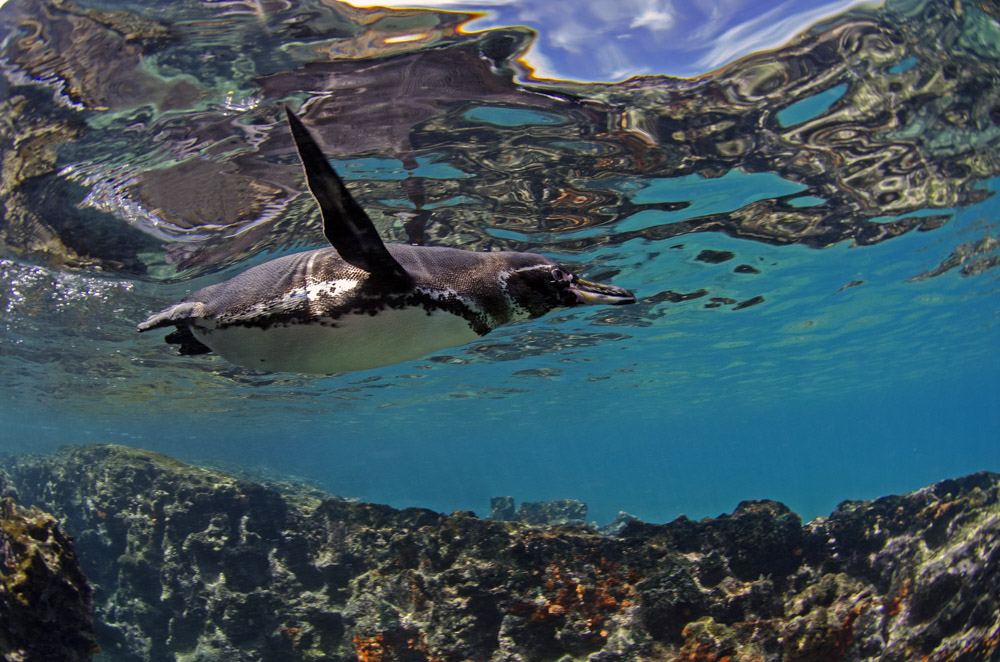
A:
[{"xmin": 138, "ymin": 108, "xmax": 636, "ymax": 374}]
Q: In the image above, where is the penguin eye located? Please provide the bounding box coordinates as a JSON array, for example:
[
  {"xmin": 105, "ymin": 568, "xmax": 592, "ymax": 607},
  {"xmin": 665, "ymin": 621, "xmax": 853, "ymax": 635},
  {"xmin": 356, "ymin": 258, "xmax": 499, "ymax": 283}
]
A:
[{"xmin": 550, "ymin": 268, "xmax": 572, "ymax": 285}]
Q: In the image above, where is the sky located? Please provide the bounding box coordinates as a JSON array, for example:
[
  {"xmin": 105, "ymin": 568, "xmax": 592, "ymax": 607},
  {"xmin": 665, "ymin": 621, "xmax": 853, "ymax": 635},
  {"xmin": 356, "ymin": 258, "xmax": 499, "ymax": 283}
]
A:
[
  {"xmin": 341, "ymin": 0, "xmax": 884, "ymax": 80},
  {"xmin": 0, "ymin": 0, "xmax": 883, "ymax": 79}
]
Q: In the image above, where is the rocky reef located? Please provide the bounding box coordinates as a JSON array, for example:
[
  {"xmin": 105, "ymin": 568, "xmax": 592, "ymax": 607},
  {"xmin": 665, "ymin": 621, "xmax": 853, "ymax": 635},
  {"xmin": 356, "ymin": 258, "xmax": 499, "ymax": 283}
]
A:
[
  {"xmin": 0, "ymin": 444, "xmax": 997, "ymax": 662},
  {"xmin": 0, "ymin": 474, "xmax": 95, "ymax": 661},
  {"xmin": 488, "ymin": 496, "xmax": 590, "ymax": 527}
]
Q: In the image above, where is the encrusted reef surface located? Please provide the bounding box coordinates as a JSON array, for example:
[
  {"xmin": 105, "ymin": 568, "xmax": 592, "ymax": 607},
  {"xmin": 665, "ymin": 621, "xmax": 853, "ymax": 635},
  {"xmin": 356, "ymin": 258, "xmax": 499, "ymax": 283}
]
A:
[
  {"xmin": 0, "ymin": 444, "xmax": 997, "ymax": 662},
  {"xmin": 0, "ymin": 474, "xmax": 95, "ymax": 661}
]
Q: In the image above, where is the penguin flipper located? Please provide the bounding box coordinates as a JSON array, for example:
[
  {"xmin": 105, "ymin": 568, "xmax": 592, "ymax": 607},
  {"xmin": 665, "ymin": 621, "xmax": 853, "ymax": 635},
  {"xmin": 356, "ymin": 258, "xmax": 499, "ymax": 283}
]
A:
[
  {"xmin": 137, "ymin": 301, "xmax": 203, "ymax": 332},
  {"xmin": 285, "ymin": 107, "xmax": 412, "ymax": 288},
  {"xmin": 138, "ymin": 302, "xmax": 213, "ymax": 356}
]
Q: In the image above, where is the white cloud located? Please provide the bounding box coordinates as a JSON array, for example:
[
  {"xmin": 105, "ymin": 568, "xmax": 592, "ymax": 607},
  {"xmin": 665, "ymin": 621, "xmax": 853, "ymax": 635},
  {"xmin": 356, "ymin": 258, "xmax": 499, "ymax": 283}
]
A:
[
  {"xmin": 547, "ymin": 19, "xmax": 591, "ymax": 55},
  {"xmin": 334, "ymin": 0, "xmax": 884, "ymax": 81},
  {"xmin": 631, "ymin": 10, "xmax": 674, "ymax": 31},
  {"xmin": 629, "ymin": 0, "xmax": 675, "ymax": 31},
  {"xmin": 695, "ymin": 0, "xmax": 883, "ymax": 71}
]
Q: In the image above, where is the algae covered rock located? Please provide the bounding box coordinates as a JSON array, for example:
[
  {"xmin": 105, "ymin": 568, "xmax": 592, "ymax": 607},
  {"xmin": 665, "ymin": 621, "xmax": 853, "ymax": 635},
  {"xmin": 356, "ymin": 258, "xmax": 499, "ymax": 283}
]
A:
[
  {"xmin": 1, "ymin": 444, "xmax": 998, "ymax": 662},
  {"xmin": 0, "ymin": 491, "xmax": 96, "ymax": 661},
  {"xmin": 488, "ymin": 496, "xmax": 589, "ymax": 526}
]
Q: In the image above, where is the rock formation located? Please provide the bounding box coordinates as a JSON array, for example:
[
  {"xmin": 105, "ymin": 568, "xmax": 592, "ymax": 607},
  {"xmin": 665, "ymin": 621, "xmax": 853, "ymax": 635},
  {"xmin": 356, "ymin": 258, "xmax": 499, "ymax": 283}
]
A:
[
  {"xmin": 0, "ymin": 474, "xmax": 95, "ymax": 661},
  {"xmin": 1, "ymin": 444, "xmax": 997, "ymax": 661}
]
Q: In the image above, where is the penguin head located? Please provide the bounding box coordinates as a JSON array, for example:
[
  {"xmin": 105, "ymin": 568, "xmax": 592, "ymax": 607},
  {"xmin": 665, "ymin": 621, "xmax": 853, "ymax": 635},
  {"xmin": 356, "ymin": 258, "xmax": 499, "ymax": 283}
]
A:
[{"xmin": 502, "ymin": 258, "xmax": 636, "ymax": 319}]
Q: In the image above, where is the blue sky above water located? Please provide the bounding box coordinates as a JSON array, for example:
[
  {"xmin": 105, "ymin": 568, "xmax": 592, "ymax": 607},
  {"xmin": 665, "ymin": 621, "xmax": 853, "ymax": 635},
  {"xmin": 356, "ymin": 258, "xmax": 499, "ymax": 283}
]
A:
[{"xmin": 343, "ymin": 0, "xmax": 884, "ymax": 80}]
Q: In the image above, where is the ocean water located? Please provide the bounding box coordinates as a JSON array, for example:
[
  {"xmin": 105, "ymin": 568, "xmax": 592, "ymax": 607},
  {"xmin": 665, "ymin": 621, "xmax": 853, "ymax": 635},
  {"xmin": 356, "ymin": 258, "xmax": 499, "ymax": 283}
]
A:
[{"xmin": 1, "ymin": 0, "xmax": 999, "ymax": 527}]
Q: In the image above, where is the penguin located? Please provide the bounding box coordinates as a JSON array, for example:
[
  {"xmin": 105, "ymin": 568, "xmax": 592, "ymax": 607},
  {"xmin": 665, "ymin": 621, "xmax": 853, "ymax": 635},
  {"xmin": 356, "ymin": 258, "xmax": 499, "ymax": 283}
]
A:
[{"xmin": 138, "ymin": 108, "xmax": 636, "ymax": 374}]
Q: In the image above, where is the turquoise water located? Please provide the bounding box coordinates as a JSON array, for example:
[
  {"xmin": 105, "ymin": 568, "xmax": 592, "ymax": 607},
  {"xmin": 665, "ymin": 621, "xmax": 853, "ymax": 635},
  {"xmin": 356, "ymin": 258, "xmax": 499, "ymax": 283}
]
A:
[
  {"xmin": 776, "ymin": 84, "xmax": 849, "ymax": 127},
  {"xmin": 1, "ymin": 0, "xmax": 999, "ymax": 526}
]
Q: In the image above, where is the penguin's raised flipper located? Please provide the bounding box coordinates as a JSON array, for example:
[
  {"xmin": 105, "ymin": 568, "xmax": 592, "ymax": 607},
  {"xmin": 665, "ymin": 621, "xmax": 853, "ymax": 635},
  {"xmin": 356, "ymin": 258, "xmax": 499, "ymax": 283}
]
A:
[{"xmin": 285, "ymin": 107, "xmax": 412, "ymax": 288}]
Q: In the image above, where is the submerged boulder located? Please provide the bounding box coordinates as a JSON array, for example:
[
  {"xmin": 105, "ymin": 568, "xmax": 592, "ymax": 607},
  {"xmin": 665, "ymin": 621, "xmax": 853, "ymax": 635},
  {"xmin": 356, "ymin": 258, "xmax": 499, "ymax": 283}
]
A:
[
  {"xmin": 0, "ymin": 485, "xmax": 96, "ymax": 661},
  {"xmin": 488, "ymin": 496, "xmax": 589, "ymax": 526},
  {"xmin": 1, "ymin": 444, "xmax": 997, "ymax": 662}
]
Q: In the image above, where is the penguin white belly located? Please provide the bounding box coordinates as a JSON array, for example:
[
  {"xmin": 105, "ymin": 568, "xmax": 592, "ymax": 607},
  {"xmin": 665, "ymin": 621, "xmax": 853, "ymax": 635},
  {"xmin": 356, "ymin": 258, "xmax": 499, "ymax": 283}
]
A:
[{"xmin": 191, "ymin": 307, "xmax": 480, "ymax": 374}]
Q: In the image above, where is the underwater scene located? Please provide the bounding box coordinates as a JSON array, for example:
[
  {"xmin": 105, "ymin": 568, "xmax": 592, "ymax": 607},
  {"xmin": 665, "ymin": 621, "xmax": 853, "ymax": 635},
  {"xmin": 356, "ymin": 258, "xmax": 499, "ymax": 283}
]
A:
[{"xmin": 1, "ymin": 0, "xmax": 999, "ymax": 659}]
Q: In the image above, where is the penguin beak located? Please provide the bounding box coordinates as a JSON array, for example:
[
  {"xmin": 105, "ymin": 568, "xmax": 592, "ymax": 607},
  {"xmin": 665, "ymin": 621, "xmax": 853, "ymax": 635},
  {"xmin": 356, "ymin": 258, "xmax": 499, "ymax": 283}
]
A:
[{"xmin": 568, "ymin": 278, "xmax": 636, "ymax": 306}]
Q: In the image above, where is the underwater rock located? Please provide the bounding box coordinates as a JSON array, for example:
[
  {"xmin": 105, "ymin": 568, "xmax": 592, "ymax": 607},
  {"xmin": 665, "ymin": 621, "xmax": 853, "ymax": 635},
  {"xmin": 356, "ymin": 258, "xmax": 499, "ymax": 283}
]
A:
[
  {"xmin": 599, "ymin": 511, "xmax": 641, "ymax": 536},
  {"xmin": 489, "ymin": 496, "xmax": 589, "ymax": 526},
  {"xmin": 488, "ymin": 495, "xmax": 516, "ymax": 521},
  {"xmin": 515, "ymin": 498, "xmax": 588, "ymax": 526},
  {"xmin": 1, "ymin": 444, "xmax": 998, "ymax": 662},
  {"xmin": 0, "ymin": 489, "xmax": 96, "ymax": 661}
]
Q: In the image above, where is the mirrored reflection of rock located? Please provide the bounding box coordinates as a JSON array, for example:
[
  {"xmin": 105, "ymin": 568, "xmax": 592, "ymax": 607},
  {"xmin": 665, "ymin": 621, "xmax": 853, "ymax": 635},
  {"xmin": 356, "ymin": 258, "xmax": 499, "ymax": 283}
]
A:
[
  {"xmin": 0, "ymin": 0, "xmax": 997, "ymax": 280},
  {"xmin": 907, "ymin": 235, "xmax": 1000, "ymax": 280}
]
